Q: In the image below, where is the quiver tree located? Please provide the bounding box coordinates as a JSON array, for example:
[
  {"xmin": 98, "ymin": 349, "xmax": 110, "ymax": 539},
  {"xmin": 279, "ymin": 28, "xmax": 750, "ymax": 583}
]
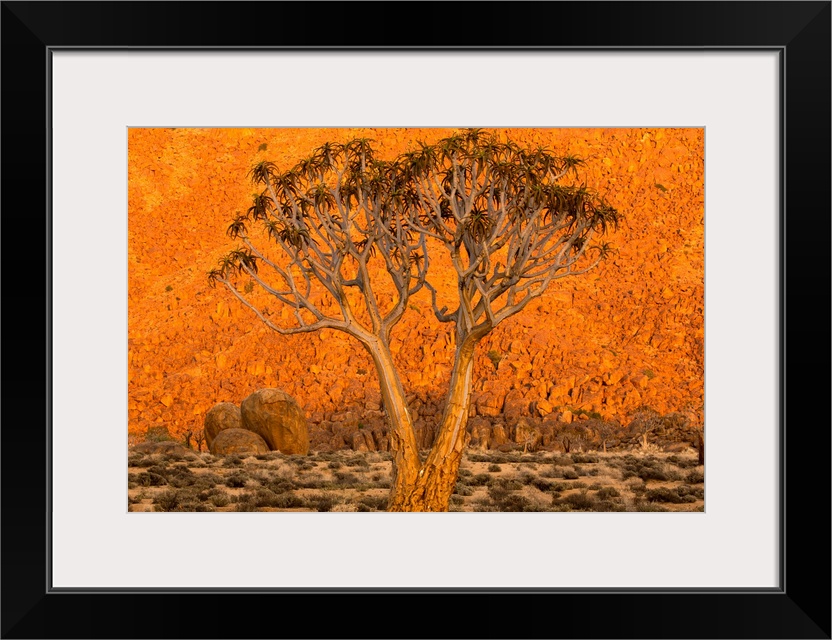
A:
[{"xmin": 209, "ymin": 130, "xmax": 620, "ymax": 512}]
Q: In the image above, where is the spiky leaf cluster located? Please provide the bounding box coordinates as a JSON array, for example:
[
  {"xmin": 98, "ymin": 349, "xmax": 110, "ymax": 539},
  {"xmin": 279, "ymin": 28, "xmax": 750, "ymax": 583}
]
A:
[{"xmin": 208, "ymin": 130, "xmax": 622, "ymax": 341}]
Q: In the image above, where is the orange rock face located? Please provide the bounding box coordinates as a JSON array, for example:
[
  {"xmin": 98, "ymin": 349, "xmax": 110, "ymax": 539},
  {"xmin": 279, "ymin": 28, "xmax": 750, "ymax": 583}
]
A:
[{"xmin": 128, "ymin": 128, "xmax": 704, "ymax": 443}]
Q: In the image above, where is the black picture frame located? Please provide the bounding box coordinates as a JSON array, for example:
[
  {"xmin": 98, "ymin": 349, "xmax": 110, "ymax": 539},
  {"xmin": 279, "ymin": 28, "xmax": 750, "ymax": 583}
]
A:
[{"xmin": 2, "ymin": 2, "xmax": 829, "ymax": 638}]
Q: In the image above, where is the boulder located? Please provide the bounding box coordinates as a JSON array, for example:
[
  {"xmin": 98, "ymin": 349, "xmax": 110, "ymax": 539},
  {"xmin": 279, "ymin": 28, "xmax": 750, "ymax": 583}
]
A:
[
  {"xmin": 241, "ymin": 388, "xmax": 309, "ymax": 455},
  {"xmin": 490, "ymin": 424, "xmax": 509, "ymax": 447},
  {"xmin": 503, "ymin": 389, "xmax": 530, "ymax": 420},
  {"xmin": 203, "ymin": 402, "xmax": 242, "ymax": 448},
  {"xmin": 351, "ymin": 431, "xmax": 370, "ymax": 452},
  {"xmin": 210, "ymin": 428, "xmax": 270, "ymax": 456}
]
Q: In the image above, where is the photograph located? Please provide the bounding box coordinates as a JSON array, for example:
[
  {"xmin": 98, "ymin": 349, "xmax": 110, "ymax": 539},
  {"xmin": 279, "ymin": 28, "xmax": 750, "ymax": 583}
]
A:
[
  {"xmin": 127, "ymin": 127, "xmax": 705, "ymax": 513},
  {"xmin": 3, "ymin": 0, "xmax": 828, "ymax": 635}
]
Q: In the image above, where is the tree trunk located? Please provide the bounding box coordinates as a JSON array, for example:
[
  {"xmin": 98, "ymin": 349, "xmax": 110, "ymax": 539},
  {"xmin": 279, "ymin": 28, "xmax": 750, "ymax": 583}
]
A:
[
  {"xmin": 387, "ymin": 334, "xmax": 479, "ymax": 512},
  {"xmin": 363, "ymin": 339, "xmax": 422, "ymax": 500}
]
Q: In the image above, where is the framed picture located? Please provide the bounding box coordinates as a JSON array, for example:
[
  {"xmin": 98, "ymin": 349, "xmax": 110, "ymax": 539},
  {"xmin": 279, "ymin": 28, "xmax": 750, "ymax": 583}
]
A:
[{"xmin": 3, "ymin": 1, "xmax": 829, "ymax": 638}]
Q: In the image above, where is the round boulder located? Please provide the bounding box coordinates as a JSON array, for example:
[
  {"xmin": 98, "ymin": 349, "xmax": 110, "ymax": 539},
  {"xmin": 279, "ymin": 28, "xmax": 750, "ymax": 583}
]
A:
[
  {"xmin": 204, "ymin": 402, "xmax": 243, "ymax": 448},
  {"xmin": 209, "ymin": 428, "xmax": 270, "ymax": 457},
  {"xmin": 240, "ymin": 388, "xmax": 309, "ymax": 455}
]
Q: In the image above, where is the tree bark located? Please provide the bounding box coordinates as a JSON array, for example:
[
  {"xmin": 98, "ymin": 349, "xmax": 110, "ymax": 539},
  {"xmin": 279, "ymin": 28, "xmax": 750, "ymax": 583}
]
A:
[
  {"xmin": 387, "ymin": 334, "xmax": 480, "ymax": 512},
  {"xmin": 363, "ymin": 339, "xmax": 422, "ymax": 500}
]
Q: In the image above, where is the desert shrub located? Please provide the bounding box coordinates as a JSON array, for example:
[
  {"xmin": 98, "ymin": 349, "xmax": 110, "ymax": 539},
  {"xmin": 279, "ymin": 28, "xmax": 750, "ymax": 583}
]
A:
[
  {"xmin": 127, "ymin": 455, "xmax": 144, "ymax": 467},
  {"xmin": 549, "ymin": 455, "xmax": 572, "ymax": 466},
  {"xmin": 633, "ymin": 500, "xmax": 669, "ymax": 512},
  {"xmin": 488, "ymin": 464, "xmax": 501, "ymax": 473},
  {"xmin": 153, "ymin": 489, "xmax": 181, "ymax": 512},
  {"xmin": 561, "ymin": 467, "xmax": 579, "ymax": 480},
  {"xmin": 207, "ymin": 490, "xmax": 230, "ymax": 507},
  {"xmin": 596, "ymin": 486, "xmax": 620, "ymax": 499},
  {"xmin": 372, "ymin": 476, "xmax": 392, "ymax": 489},
  {"xmin": 588, "ymin": 483, "xmax": 603, "ymax": 491},
  {"xmin": 489, "ymin": 478, "xmax": 522, "ymax": 491},
  {"xmin": 327, "ymin": 460, "xmax": 343, "ymax": 470},
  {"xmin": 267, "ymin": 479, "xmax": 296, "ymax": 494},
  {"xmin": 539, "ymin": 467, "xmax": 562, "ymax": 479},
  {"xmin": 292, "ymin": 472, "xmax": 325, "ymax": 489},
  {"xmin": 248, "ymin": 489, "xmax": 284, "ymax": 508},
  {"xmin": 167, "ymin": 469, "xmax": 197, "ymax": 488},
  {"xmin": 193, "ymin": 503, "xmax": 215, "ymax": 512},
  {"xmin": 493, "ymin": 493, "xmax": 533, "ymax": 512},
  {"xmin": 530, "ymin": 478, "xmax": 554, "ymax": 492},
  {"xmin": 516, "ymin": 473, "xmax": 537, "ymax": 485},
  {"xmin": 638, "ymin": 466, "xmax": 675, "ymax": 482},
  {"xmin": 234, "ymin": 499, "xmax": 259, "ymax": 512},
  {"xmin": 471, "ymin": 498, "xmax": 499, "ymax": 512},
  {"xmin": 273, "ymin": 492, "xmax": 307, "ymax": 509},
  {"xmin": 454, "ymin": 483, "xmax": 474, "ymax": 497},
  {"xmin": 626, "ymin": 479, "xmax": 647, "ymax": 496},
  {"xmin": 674, "ymin": 457, "xmax": 700, "ymax": 469},
  {"xmin": 307, "ymin": 492, "xmax": 338, "ymax": 512},
  {"xmin": 135, "ymin": 457, "xmax": 157, "ymax": 468},
  {"xmin": 549, "ymin": 503, "xmax": 573, "ymax": 512},
  {"xmin": 677, "ymin": 484, "xmax": 705, "ymax": 500},
  {"xmin": 147, "ymin": 464, "xmax": 169, "ymax": 475},
  {"xmin": 333, "ymin": 471, "xmax": 360, "ymax": 485},
  {"xmin": 344, "ymin": 456, "xmax": 370, "ymax": 468},
  {"xmin": 595, "ymin": 500, "xmax": 627, "ymax": 512},
  {"xmin": 224, "ymin": 471, "xmax": 250, "ymax": 488},
  {"xmin": 137, "ymin": 472, "xmax": 167, "ymax": 487},
  {"xmin": 571, "ymin": 453, "xmax": 599, "ymax": 464},
  {"xmin": 685, "ymin": 469, "xmax": 704, "ymax": 484},
  {"xmin": 569, "ymin": 481, "xmax": 587, "ymax": 490},
  {"xmin": 161, "ymin": 449, "xmax": 190, "ymax": 462},
  {"xmin": 356, "ymin": 494, "xmax": 388, "ymax": 511},
  {"xmin": 468, "ymin": 473, "xmax": 491, "ymax": 487},
  {"xmin": 562, "ymin": 491, "xmax": 597, "ymax": 511},
  {"xmin": 487, "ymin": 485, "xmax": 510, "ymax": 502},
  {"xmin": 645, "ymin": 487, "xmax": 696, "ymax": 504},
  {"xmin": 222, "ymin": 456, "xmax": 244, "ymax": 467},
  {"xmin": 191, "ymin": 473, "xmax": 221, "ymax": 490},
  {"xmin": 615, "ymin": 456, "xmax": 679, "ymax": 482}
]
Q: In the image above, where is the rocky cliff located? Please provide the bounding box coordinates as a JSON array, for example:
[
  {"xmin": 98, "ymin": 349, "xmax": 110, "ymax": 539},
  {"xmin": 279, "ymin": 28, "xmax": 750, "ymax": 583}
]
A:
[{"xmin": 128, "ymin": 128, "xmax": 704, "ymax": 445}]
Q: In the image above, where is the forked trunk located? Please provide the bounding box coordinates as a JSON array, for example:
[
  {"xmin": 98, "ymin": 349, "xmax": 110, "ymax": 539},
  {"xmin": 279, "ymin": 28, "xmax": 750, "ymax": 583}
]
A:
[{"xmin": 387, "ymin": 335, "xmax": 480, "ymax": 512}]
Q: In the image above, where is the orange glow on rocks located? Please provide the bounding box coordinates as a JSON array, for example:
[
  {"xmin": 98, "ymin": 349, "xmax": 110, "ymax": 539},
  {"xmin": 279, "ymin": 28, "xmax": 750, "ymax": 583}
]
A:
[{"xmin": 128, "ymin": 128, "xmax": 704, "ymax": 445}]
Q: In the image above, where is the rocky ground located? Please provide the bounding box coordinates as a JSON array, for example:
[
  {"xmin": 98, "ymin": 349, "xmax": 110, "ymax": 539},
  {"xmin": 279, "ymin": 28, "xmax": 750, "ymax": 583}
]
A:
[{"xmin": 128, "ymin": 446, "xmax": 704, "ymax": 513}]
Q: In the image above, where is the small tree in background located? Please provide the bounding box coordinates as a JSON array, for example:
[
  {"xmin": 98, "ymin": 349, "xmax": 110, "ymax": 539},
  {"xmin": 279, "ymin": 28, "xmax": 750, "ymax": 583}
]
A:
[{"xmin": 209, "ymin": 130, "xmax": 620, "ymax": 511}]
